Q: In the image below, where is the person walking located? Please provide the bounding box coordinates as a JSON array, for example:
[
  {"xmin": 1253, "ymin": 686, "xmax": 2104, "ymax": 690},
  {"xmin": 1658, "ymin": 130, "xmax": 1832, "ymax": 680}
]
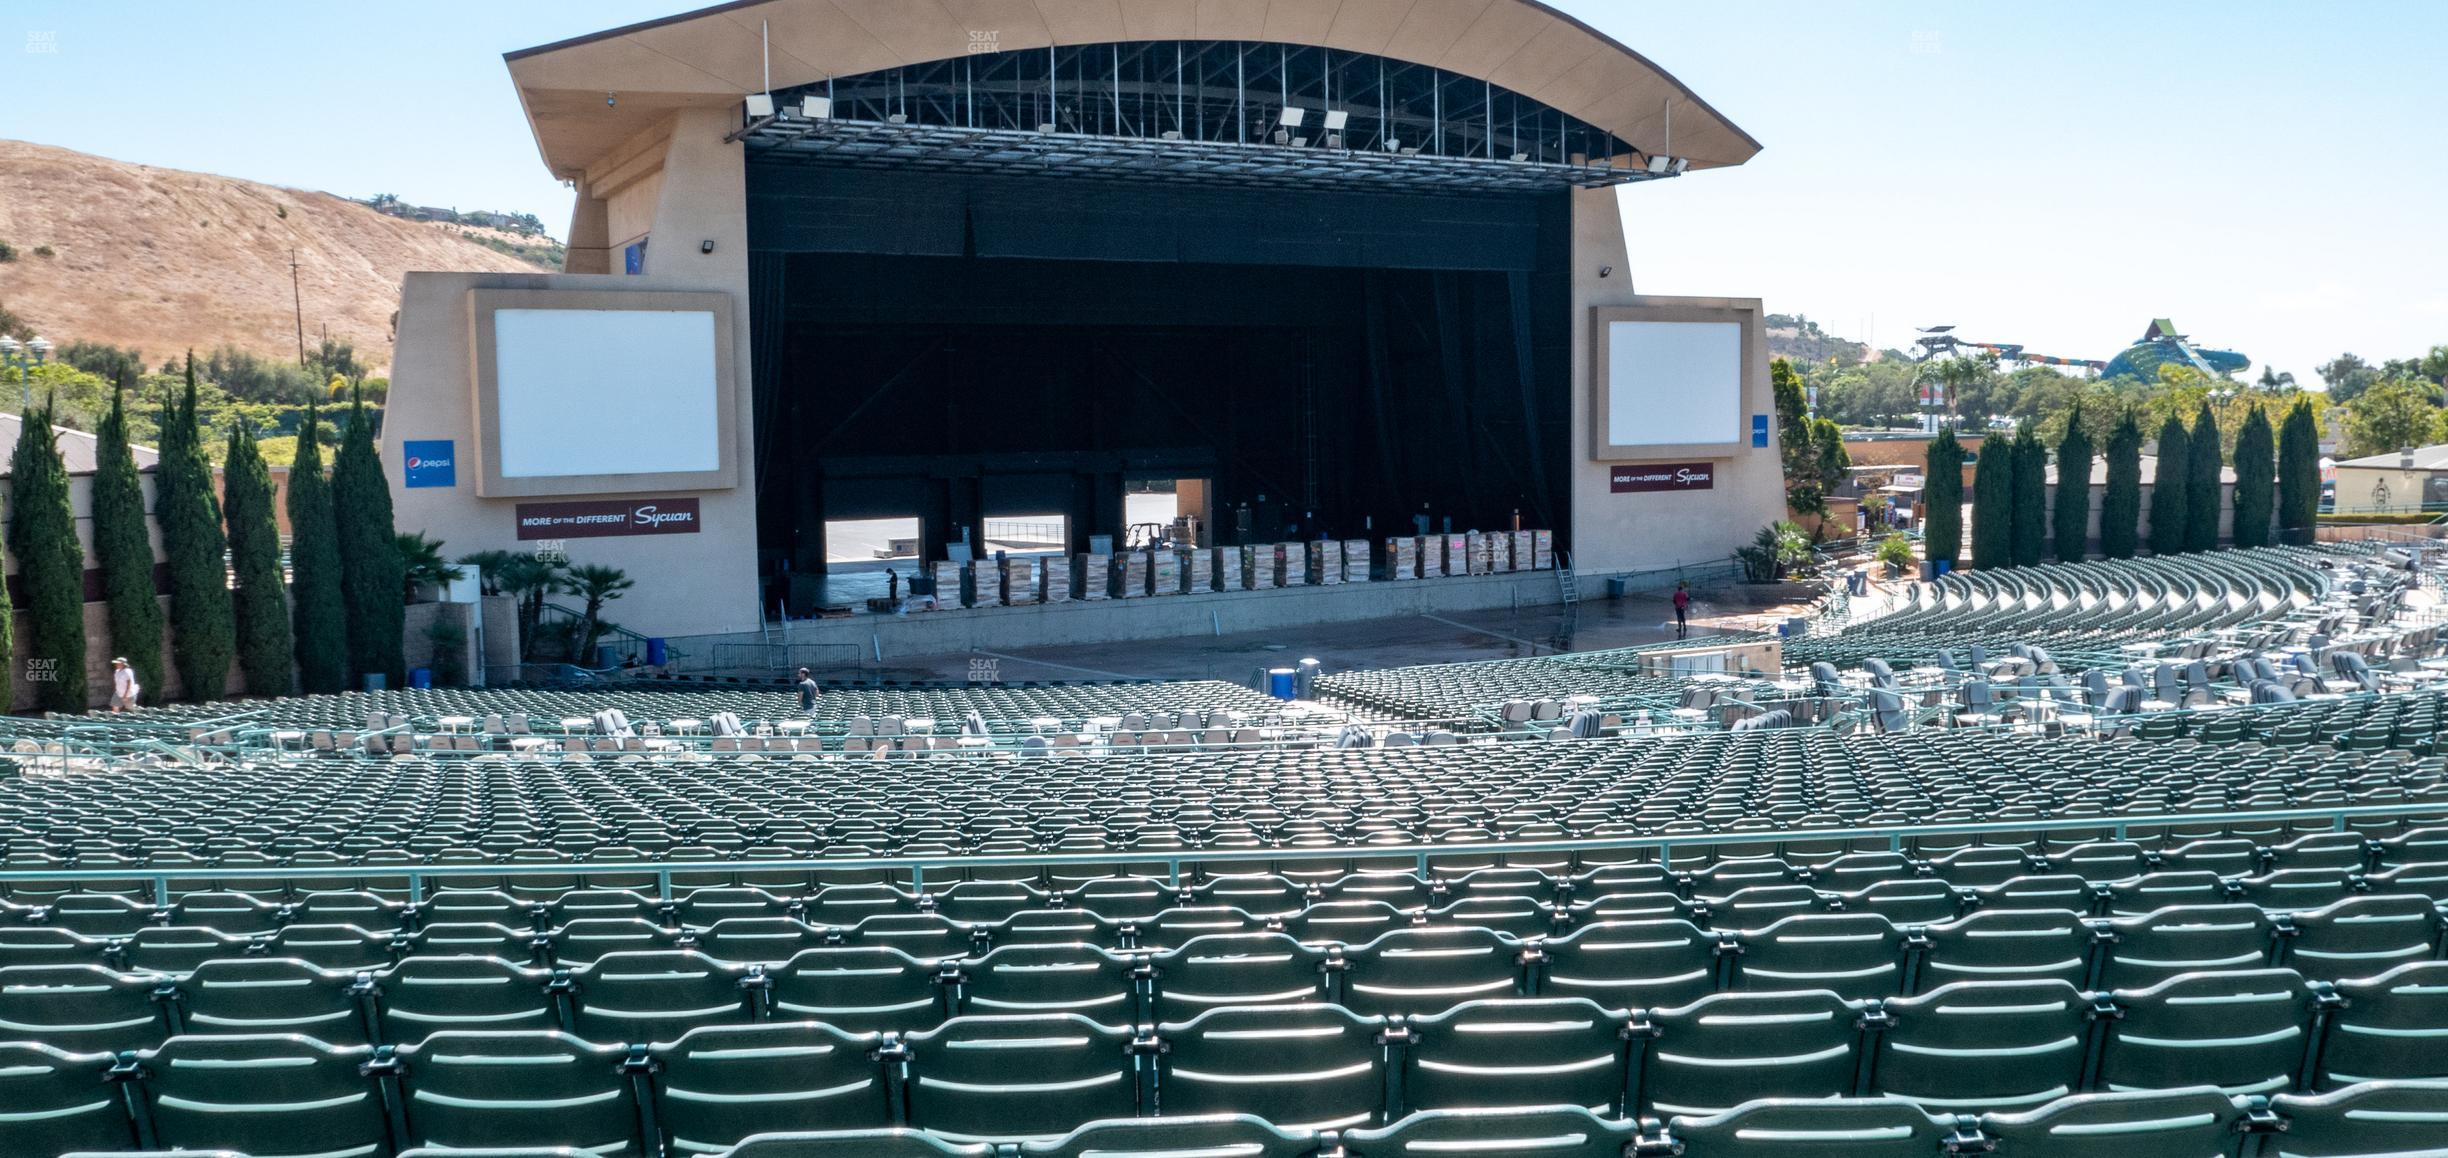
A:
[
  {"xmin": 795, "ymin": 667, "xmax": 819, "ymax": 713},
  {"xmin": 1672, "ymin": 582, "xmax": 1691, "ymax": 637},
  {"xmin": 110, "ymin": 657, "xmax": 140, "ymax": 712}
]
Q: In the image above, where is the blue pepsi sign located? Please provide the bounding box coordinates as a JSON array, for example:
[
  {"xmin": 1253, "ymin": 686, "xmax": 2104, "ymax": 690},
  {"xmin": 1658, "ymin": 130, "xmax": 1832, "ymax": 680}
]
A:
[
  {"xmin": 1751, "ymin": 414, "xmax": 1771, "ymax": 448},
  {"xmin": 403, "ymin": 440, "xmax": 457, "ymax": 488}
]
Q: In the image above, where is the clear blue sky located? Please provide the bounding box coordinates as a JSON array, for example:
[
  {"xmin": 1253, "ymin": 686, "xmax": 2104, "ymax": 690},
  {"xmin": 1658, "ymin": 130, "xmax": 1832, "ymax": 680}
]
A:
[{"xmin": 4, "ymin": 1, "xmax": 2442, "ymax": 385}]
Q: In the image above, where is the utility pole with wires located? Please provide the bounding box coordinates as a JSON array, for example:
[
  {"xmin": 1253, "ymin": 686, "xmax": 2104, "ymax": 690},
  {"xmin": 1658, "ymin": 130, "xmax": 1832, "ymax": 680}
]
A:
[{"xmin": 290, "ymin": 247, "xmax": 307, "ymax": 368}]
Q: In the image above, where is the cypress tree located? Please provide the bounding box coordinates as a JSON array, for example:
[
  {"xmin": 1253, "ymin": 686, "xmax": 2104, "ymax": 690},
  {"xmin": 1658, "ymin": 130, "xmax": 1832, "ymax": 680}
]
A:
[
  {"xmin": 7, "ymin": 399, "xmax": 84, "ymax": 711},
  {"xmin": 332, "ymin": 394, "xmax": 405, "ymax": 687},
  {"xmin": 1923, "ymin": 428, "xmax": 1963, "ymax": 571},
  {"xmin": 1971, "ymin": 435, "xmax": 2013, "ymax": 569},
  {"xmin": 285, "ymin": 405, "xmax": 349, "ymax": 693},
  {"xmin": 2053, "ymin": 406, "xmax": 2094, "ymax": 563},
  {"xmin": 223, "ymin": 421, "xmax": 294, "ymax": 697},
  {"xmin": 157, "ymin": 356, "xmax": 236, "ymax": 701},
  {"xmin": 2277, "ymin": 400, "xmax": 2322, "ymax": 543},
  {"xmin": 93, "ymin": 381, "xmax": 165, "ymax": 700},
  {"xmin": 2010, "ymin": 427, "xmax": 2047, "ymax": 567},
  {"xmin": 2101, "ymin": 412, "xmax": 2145, "ymax": 559},
  {"xmin": 2185, "ymin": 403, "xmax": 2223, "ymax": 551},
  {"xmin": 2231, "ymin": 407, "xmax": 2276, "ymax": 549},
  {"xmin": 2149, "ymin": 414, "xmax": 2190, "ymax": 555}
]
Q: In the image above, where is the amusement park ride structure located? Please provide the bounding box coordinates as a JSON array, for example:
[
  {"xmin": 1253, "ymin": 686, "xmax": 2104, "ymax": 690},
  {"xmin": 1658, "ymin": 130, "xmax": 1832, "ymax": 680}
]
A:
[{"xmin": 1908, "ymin": 319, "xmax": 2252, "ymax": 430}]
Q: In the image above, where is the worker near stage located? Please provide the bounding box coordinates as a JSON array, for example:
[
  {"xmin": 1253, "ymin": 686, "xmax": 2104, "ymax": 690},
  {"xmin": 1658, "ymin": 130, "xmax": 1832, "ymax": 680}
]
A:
[
  {"xmin": 1672, "ymin": 582, "xmax": 1691, "ymax": 637},
  {"xmin": 795, "ymin": 667, "xmax": 818, "ymax": 712}
]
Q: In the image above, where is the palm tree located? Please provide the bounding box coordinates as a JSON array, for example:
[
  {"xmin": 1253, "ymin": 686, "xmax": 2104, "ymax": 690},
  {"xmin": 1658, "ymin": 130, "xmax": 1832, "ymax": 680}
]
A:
[
  {"xmin": 2256, "ymin": 366, "xmax": 2297, "ymax": 392},
  {"xmin": 497, "ymin": 554, "xmax": 566, "ymax": 660},
  {"xmin": 457, "ymin": 549, "xmax": 519, "ymax": 597},
  {"xmin": 395, "ymin": 532, "xmax": 464, "ymax": 602},
  {"xmin": 565, "ymin": 563, "xmax": 635, "ymax": 669}
]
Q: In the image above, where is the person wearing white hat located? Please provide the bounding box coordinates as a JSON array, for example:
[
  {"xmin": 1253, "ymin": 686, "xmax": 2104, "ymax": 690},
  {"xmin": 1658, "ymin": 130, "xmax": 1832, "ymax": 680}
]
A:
[{"xmin": 110, "ymin": 657, "xmax": 140, "ymax": 712}]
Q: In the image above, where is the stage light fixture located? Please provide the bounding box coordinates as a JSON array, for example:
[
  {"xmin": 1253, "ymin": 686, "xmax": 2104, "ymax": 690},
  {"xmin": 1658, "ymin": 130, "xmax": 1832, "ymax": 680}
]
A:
[
  {"xmin": 1325, "ymin": 133, "xmax": 1344, "ymax": 150},
  {"xmin": 1279, "ymin": 106, "xmax": 1307, "ymax": 128},
  {"xmin": 1670, "ymin": 157, "xmax": 1690, "ymax": 174},
  {"xmin": 1160, "ymin": 130, "xmax": 1182, "ymax": 141},
  {"xmin": 1645, "ymin": 154, "xmax": 1671, "ymax": 174},
  {"xmin": 799, "ymin": 97, "xmax": 833, "ymax": 119},
  {"xmin": 1510, "ymin": 151, "xmax": 1529, "ymax": 163},
  {"xmin": 1038, "ymin": 122, "xmax": 1058, "ymax": 133},
  {"xmin": 744, "ymin": 93, "xmax": 775, "ymax": 118},
  {"xmin": 886, "ymin": 112, "xmax": 908, "ymax": 124},
  {"xmin": 1322, "ymin": 109, "xmax": 1348, "ymax": 131}
]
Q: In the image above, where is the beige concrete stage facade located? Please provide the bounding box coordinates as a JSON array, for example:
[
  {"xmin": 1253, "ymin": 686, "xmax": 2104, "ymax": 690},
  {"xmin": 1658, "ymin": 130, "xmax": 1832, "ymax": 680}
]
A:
[{"xmin": 386, "ymin": 0, "xmax": 1782, "ymax": 643}]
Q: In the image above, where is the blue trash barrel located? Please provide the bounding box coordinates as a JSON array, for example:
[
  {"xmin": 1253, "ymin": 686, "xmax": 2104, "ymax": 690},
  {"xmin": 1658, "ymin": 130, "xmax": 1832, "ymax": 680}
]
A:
[
  {"xmin": 646, "ymin": 638, "xmax": 668, "ymax": 666},
  {"xmin": 409, "ymin": 667, "xmax": 433, "ymax": 689},
  {"xmin": 1267, "ymin": 668, "xmax": 1297, "ymax": 700},
  {"xmin": 362, "ymin": 673, "xmax": 387, "ymax": 692}
]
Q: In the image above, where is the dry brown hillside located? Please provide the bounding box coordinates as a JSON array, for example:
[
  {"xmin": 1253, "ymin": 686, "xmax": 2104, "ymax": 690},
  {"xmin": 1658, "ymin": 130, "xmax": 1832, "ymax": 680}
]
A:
[{"xmin": 0, "ymin": 138, "xmax": 547, "ymax": 373}]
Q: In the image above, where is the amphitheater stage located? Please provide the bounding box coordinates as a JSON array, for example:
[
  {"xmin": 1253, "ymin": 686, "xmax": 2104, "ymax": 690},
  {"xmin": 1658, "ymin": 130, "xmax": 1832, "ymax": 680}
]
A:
[{"xmin": 675, "ymin": 568, "xmax": 1606, "ymax": 677}]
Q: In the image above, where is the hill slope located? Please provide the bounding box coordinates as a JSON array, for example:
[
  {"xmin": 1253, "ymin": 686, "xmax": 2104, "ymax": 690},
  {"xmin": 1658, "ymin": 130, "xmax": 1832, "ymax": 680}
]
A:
[{"xmin": 0, "ymin": 139, "xmax": 549, "ymax": 373}]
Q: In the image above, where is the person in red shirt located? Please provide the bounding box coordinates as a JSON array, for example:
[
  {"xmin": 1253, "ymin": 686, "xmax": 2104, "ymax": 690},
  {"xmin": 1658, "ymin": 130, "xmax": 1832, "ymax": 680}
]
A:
[{"xmin": 1672, "ymin": 582, "xmax": 1691, "ymax": 636}]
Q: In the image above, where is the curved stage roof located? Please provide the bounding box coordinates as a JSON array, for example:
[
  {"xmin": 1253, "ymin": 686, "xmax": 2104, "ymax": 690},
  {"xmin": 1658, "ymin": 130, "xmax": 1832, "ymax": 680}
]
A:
[{"xmin": 506, "ymin": 0, "xmax": 1760, "ymax": 181}]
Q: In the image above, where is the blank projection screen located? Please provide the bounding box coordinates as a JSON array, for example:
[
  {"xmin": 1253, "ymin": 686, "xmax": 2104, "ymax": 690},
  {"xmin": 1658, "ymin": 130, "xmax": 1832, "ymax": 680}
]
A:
[
  {"xmin": 1605, "ymin": 320, "xmax": 1741, "ymax": 447},
  {"xmin": 493, "ymin": 308, "xmax": 721, "ymax": 478}
]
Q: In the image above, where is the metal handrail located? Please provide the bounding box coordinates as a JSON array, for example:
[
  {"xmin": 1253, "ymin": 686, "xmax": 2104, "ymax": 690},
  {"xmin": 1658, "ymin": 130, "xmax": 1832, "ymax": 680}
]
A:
[{"xmin": 15, "ymin": 800, "xmax": 2447, "ymax": 905}]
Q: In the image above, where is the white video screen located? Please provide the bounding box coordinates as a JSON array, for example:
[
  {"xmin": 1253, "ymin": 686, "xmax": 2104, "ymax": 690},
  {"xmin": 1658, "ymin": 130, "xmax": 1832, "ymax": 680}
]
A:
[
  {"xmin": 1606, "ymin": 320, "xmax": 1740, "ymax": 447},
  {"xmin": 494, "ymin": 308, "xmax": 720, "ymax": 478}
]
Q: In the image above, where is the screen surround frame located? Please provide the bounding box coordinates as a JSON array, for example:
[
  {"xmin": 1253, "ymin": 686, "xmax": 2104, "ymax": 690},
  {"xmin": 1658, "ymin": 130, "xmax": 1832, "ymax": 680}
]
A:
[
  {"xmin": 1587, "ymin": 301, "xmax": 1759, "ymax": 461},
  {"xmin": 468, "ymin": 288, "xmax": 739, "ymax": 498}
]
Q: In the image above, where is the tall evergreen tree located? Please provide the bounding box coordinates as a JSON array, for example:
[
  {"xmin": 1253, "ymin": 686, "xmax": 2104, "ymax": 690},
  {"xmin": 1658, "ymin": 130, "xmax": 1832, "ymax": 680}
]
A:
[
  {"xmin": 223, "ymin": 421, "xmax": 294, "ymax": 697},
  {"xmin": 2053, "ymin": 405, "xmax": 2094, "ymax": 563},
  {"xmin": 2100, "ymin": 412, "xmax": 2145, "ymax": 559},
  {"xmin": 332, "ymin": 394, "xmax": 405, "ymax": 687},
  {"xmin": 285, "ymin": 405, "xmax": 348, "ymax": 693},
  {"xmin": 2148, "ymin": 414, "xmax": 2191, "ymax": 555},
  {"xmin": 92, "ymin": 380, "xmax": 165, "ymax": 699},
  {"xmin": 8, "ymin": 399, "xmax": 85, "ymax": 711},
  {"xmin": 2231, "ymin": 407, "xmax": 2276, "ymax": 549},
  {"xmin": 1971, "ymin": 436, "xmax": 2013, "ymax": 569},
  {"xmin": 2010, "ymin": 427, "xmax": 2047, "ymax": 567},
  {"xmin": 2185, "ymin": 403, "xmax": 2223, "ymax": 551},
  {"xmin": 2277, "ymin": 400, "xmax": 2322, "ymax": 543},
  {"xmin": 1923, "ymin": 428, "xmax": 1964, "ymax": 571},
  {"xmin": 157, "ymin": 355, "xmax": 236, "ymax": 701}
]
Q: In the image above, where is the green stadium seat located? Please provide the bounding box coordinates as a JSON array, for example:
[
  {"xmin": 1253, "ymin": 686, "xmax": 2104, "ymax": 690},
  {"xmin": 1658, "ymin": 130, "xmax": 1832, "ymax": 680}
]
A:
[
  {"xmin": 1977, "ymin": 1086, "xmax": 2246, "ymax": 1158},
  {"xmin": 1664, "ymin": 1096, "xmax": 1956, "ymax": 1157},
  {"xmin": 2097, "ymin": 969, "xmax": 2320, "ymax": 1095},
  {"xmin": 900, "ymin": 1014, "xmax": 1137, "ymax": 1141},
  {"xmin": 372, "ymin": 955, "xmax": 558, "ymax": 1044},
  {"xmin": 1870, "ymin": 980, "xmax": 2088, "ymax": 1113},
  {"xmin": 178, "ymin": 958, "xmax": 368, "ymax": 1044},
  {"xmin": 396, "ymin": 1031, "xmax": 641, "ymax": 1155},
  {"xmin": 0, "ymin": 963, "xmax": 170, "ymax": 1053},
  {"xmin": 566, "ymin": 950, "xmax": 754, "ymax": 1045},
  {"xmin": 766, "ymin": 947, "xmax": 948, "ymax": 1032},
  {"xmin": 2268, "ymin": 1080, "xmax": 2448, "ymax": 1157},
  {"xmin": 1401, "ymin": 997, "xmax": 1631, "ymax": 1115},
  {"xmin": 650, "ymin": 1022, "xmax": 889, "ymax": 1155},
  {"xmin": 134, "ymin": 1034, "xmax": 389, "ymax": 1158},
  {"xmin": 1340, "ymin": 1105, "xmax": 1639, "ymax": 1158},
  {"xmin": 1637, "ymin": 989, "xmax": 1865, "ymax": 1117},
  {"xmin": 0, "ymin": 1040, "xmax": 133, "ymax": 1155},
  {"xmin": 1154, "ymin": 1003, "xmax": 1387, "ymax": 1129},
  {"xmin": 2316, "ymin": 961, "xmax": 2448, "ymax": 1088}
]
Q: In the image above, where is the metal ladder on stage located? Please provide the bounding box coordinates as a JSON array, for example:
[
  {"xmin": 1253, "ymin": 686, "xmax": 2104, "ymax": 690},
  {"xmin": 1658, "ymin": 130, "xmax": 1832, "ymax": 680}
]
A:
[{"xmin": 1556, "ymin": 552, "xmax": 1580, "ymax": 607}]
